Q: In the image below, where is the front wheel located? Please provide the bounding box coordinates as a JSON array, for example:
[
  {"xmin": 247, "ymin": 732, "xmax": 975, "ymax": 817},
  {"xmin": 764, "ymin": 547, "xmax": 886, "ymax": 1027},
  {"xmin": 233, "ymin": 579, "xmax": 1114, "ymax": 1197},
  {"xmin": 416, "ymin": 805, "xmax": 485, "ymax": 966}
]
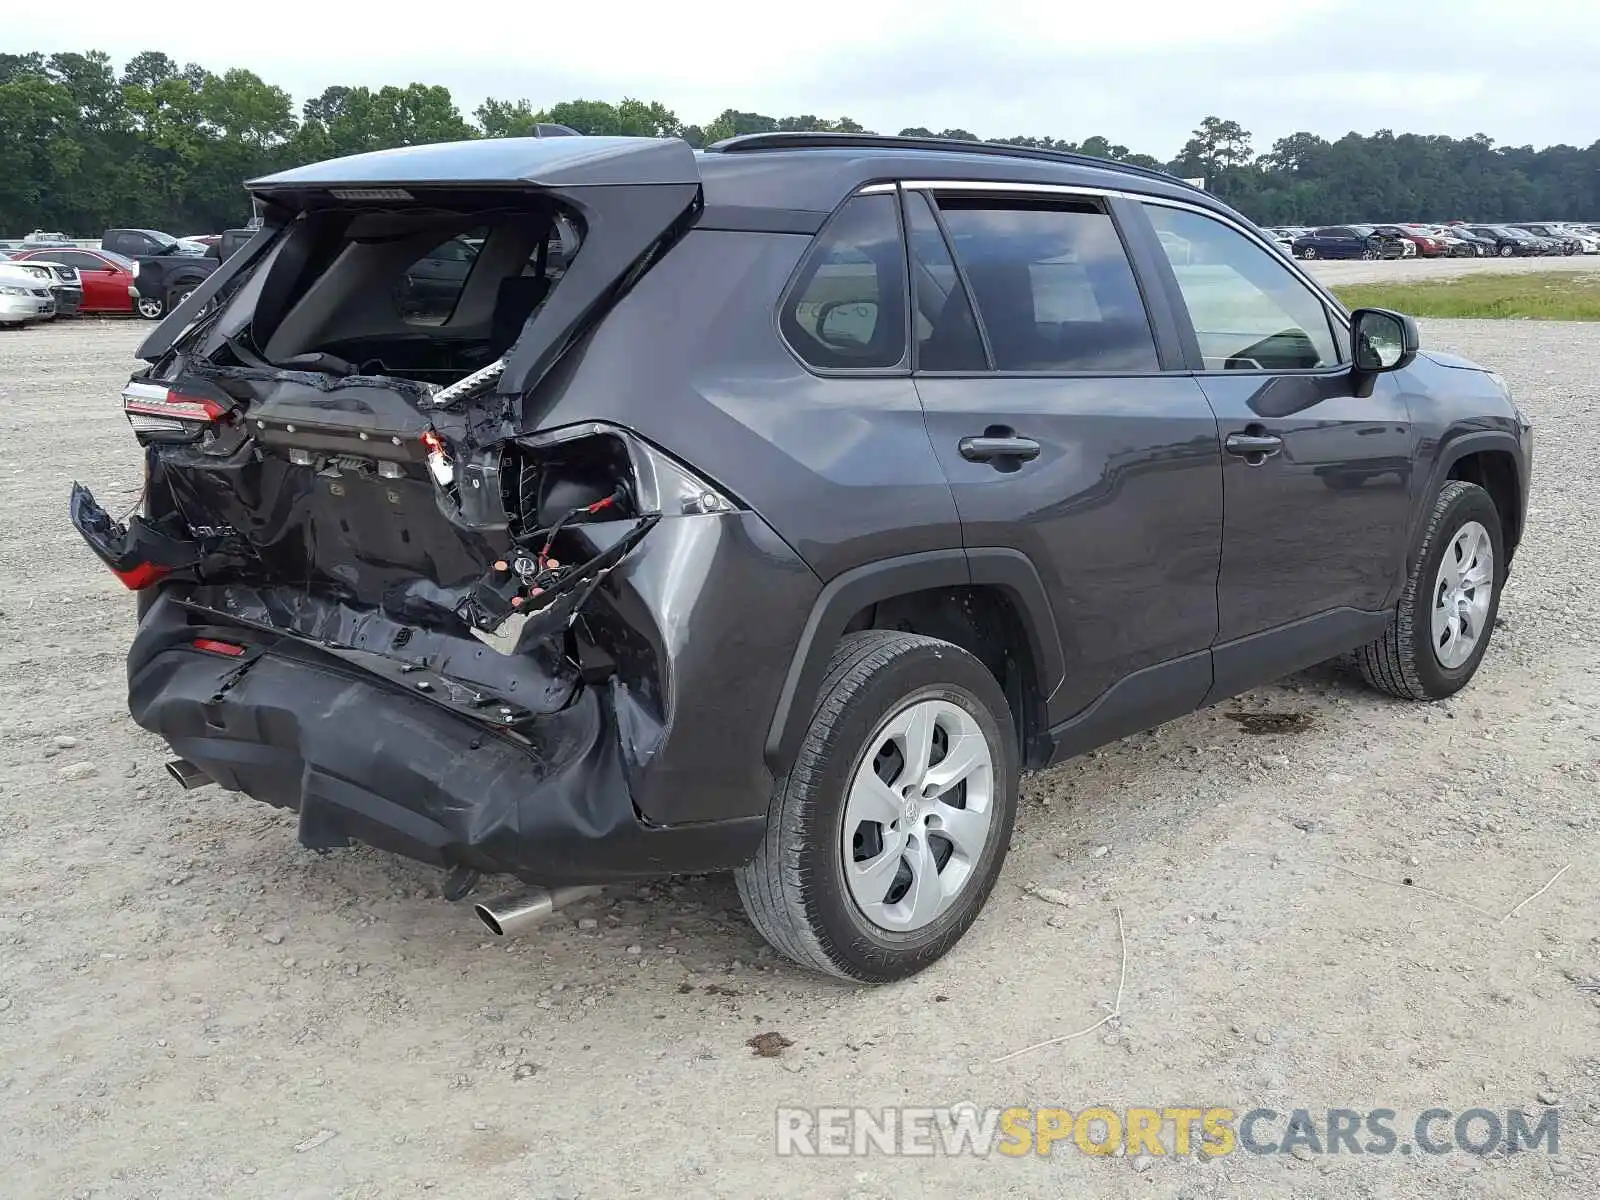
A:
[
  {"xmin": 735, "ymin": 630, "xmax": 1019, "ymax": 982},
  {"xmin": 1499, "ymin": 244, "xmax": 1514, "ymax": 257},
  {"xmin": 134, "ymin": 294, "xmax": 165, "ymax": 320},
  {"xmin": 1354, "ymin": 481, "xmax": 1504, "ymax": 701},
  {"xmin": 1361, "ymin": 247, "xmax": 1379, "ymax": 260}
]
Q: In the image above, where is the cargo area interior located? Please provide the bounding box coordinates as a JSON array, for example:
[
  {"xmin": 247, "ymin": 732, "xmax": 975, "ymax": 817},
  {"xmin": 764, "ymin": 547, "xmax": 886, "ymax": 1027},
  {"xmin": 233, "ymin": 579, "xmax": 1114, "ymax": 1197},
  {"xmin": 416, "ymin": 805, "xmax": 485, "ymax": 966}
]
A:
[{"xmin": 194, "ymin": 197, "xmax": 579, "ymax": 385}]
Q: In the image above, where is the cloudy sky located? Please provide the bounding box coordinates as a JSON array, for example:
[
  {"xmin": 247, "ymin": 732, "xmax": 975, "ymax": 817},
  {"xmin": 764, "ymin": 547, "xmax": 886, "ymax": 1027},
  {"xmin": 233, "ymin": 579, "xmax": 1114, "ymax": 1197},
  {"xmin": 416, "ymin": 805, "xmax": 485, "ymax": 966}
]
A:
[{"xmin": 12, "ymin": 0, "xmax": 1599, "ymax": 157}]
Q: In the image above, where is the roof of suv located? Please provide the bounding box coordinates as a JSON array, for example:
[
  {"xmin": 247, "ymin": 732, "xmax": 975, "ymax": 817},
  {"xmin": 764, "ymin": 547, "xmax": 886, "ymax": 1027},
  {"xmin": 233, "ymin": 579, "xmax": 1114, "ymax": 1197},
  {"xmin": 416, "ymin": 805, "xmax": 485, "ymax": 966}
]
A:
[
  {"xmin": 697, "ymin": 132, "xmax": 1204, "ymax": 213},
  {"xmin": 246, "ymin": 132, "xmax": 1210, "ymax": 221}
]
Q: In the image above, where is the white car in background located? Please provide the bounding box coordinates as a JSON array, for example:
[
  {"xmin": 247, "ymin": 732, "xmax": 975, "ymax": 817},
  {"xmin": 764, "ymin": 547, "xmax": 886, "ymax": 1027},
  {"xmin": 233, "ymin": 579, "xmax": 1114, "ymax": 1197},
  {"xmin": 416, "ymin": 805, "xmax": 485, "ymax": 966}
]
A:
[
  {"xmin": 0, "ymin": 262, "xmax": 58, "ymax": 326},
  {"xmin": 1551, "ymin": 223, "xmax": 1600, "ymax": 253}
]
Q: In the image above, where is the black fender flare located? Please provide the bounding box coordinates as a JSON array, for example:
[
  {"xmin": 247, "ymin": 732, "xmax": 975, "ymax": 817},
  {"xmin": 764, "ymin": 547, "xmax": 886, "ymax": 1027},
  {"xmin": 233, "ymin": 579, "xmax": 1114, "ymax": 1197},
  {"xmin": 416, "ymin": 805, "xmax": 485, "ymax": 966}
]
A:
[
  {"xmin": 763, "ymin": 547, "xmax": 1065, "ymax": 773},
  {"xmin": 1407, "ymin": 428, "xmax": 1528, "ymax": 577}
]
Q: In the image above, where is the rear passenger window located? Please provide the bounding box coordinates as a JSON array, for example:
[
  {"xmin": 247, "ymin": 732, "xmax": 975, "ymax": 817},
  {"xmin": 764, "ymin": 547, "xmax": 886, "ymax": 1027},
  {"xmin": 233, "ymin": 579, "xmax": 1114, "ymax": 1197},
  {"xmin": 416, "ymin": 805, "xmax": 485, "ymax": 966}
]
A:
[
  {"xmin": 780, "ymin": 194, "xmax": 907, "ymax": 370},
  {"xmin": 935, "ymin": 200, "xmax": 1158, "ymax": 373},
  {"xmin": 903, "ymin": 191, "xmax": 986, "ymax": 372}
]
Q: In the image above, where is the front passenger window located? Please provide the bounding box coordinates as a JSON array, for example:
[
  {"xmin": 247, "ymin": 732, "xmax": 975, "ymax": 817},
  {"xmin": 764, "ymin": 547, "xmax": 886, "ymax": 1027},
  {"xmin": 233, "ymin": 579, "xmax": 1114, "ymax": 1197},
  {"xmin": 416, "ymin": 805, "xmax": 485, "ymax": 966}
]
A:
[{"xmin": 1147, "ymin": 205, "xmax": 1343, "ymax": 371}]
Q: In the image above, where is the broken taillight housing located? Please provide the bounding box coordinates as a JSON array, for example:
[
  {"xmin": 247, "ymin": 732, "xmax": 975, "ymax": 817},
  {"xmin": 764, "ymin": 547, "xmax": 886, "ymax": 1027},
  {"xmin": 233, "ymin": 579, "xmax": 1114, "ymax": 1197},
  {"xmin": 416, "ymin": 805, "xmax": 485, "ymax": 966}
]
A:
[{"xmin": 122, "ymin": 381, "xmax": 229, "ymax": 442}]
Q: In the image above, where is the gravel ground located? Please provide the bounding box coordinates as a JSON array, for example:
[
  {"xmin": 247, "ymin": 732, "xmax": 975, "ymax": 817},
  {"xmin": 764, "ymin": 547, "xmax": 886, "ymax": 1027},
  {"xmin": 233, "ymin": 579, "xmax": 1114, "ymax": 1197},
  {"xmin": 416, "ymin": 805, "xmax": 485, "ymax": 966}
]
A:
[
  {"xmin": 1306, "ymin": 251, "xmax": 1600, "ymax": 286},
  {"xmin": 1, "ymin": 316, "xmax": 1596, "ymax": 1200}
]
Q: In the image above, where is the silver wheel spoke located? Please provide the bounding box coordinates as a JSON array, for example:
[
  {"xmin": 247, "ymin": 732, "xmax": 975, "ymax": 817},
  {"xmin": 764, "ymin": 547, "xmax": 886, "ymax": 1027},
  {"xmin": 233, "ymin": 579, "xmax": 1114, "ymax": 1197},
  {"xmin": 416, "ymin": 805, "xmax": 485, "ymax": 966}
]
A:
[
  {"xmin": 922, "ymin": 732, "xmax": 989, "ymax": 795},
  {"xmin": 931, "ymin": 799, "xmax": 990, "ymax": 861},
  {"xmin": 902, "ymin": 835, "xmax": 946, "ymax": 928},
  {"xmin": 895, "ymin": 702, "xmax": 938, "ymax": 784},
  {"xmin": 850, "ymin": 840, "xmax": 906, "ymax": 910},
  {"xmin": 845, "ymin": 768, "xmax": 902, "ymax": 829}
]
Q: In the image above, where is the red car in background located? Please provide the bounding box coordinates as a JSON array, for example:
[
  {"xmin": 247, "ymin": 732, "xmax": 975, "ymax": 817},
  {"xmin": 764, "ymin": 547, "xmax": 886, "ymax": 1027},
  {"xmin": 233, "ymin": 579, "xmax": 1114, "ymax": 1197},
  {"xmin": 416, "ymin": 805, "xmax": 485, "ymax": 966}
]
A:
[{"xmin": 9, "ymin": 247, "xmax": 139, "ymax": 313}]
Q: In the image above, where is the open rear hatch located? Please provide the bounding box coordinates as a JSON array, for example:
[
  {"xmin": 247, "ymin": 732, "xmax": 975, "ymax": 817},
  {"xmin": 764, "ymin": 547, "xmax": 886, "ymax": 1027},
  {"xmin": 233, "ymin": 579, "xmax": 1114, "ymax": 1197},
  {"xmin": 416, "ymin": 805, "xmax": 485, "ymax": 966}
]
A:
[{"xmin": 68, "ymin": 138, "xmax": 723, "ymax": 874}]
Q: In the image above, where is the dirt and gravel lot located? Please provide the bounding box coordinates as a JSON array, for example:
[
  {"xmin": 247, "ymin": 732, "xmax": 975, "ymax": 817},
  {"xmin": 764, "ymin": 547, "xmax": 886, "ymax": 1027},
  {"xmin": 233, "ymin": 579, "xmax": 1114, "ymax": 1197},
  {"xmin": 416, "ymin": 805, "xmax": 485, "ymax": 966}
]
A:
[{"xmin": 2, "ymin": 305, "xmax": 1596, "ymax": 1200}]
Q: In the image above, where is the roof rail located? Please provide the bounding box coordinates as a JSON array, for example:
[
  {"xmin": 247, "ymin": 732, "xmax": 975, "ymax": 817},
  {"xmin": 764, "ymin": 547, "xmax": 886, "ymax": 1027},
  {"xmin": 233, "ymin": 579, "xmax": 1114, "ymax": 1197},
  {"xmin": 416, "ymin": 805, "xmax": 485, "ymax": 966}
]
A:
[{"xmin": 705, "ymin": 132, "xmax": 1196, "ymax": 192}]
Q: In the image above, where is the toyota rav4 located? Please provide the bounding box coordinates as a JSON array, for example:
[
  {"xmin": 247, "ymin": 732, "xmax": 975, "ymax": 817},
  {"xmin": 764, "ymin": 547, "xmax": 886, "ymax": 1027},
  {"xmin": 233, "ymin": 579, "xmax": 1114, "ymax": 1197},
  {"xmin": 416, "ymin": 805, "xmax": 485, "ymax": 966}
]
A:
[{"xmin": 70, "ymin": 133, "xmax": 1533, "ymax": 982}]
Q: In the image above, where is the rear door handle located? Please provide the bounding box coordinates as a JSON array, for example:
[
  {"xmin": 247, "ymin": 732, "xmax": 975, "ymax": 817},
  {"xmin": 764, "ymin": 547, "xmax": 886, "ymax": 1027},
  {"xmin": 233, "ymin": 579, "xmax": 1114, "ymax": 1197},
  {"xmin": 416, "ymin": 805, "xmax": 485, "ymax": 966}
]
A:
[
  {"xmin": 960, "ymin": 436, "xmax": 1041, "ymax": 463},
  {"xmin": 1225, "ymin": 431, "xmax": 1283, "ymax": 461}
]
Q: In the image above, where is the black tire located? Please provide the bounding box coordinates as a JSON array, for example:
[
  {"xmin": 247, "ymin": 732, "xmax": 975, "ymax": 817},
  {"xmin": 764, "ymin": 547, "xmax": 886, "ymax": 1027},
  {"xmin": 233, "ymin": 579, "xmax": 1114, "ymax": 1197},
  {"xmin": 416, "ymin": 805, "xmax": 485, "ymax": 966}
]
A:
[
  {"xmin": 168, "ymin": 285, "xmax": 212, "ymax": 318},
  {"xmin": 1499, "ymin": 244, "xmax": 1513, "ymax": 257},
  {"xmin": 134, "ymin": 294, "xmax": 165, "ymax": 320},
  {"xmin": 1354, "ymin": 481, "xmax": 1504, "ymax": 701},
  {"xmin": 1301, "ymin": 246, "xmax": 1318, "ymax": 260},
  {"xmin": 735, "ymin": 630, "xmax": 1019, "ymax": 983}
]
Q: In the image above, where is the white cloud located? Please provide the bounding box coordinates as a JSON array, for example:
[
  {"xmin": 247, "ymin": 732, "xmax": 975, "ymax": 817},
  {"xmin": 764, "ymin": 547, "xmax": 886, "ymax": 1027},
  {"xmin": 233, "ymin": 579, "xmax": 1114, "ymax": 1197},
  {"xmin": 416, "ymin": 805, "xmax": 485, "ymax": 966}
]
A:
[{"xmin": 9, "ymin": 0, "xmax": 1598, "ymax": 156}]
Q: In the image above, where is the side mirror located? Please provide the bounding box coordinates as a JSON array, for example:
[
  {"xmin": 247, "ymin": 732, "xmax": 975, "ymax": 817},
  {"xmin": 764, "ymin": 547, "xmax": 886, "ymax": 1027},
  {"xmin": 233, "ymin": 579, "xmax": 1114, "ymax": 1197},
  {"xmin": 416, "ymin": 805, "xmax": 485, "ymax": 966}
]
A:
[{"xmin": 1350, "ymin": 307, "xmax": 1419, "ymax": 373}]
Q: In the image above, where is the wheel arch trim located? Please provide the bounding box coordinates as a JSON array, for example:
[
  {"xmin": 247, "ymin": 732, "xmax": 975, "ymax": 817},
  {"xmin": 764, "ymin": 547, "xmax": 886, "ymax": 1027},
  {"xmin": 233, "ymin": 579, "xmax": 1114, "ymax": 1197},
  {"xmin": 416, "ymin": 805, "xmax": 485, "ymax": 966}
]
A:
[
  {"xmin": 763, "ymin": 548, "xmax": 1065, "ymax": 773},
  {"xmin": 1412, "ymin": 429, "xmax": 1527, "ymax": 575}
]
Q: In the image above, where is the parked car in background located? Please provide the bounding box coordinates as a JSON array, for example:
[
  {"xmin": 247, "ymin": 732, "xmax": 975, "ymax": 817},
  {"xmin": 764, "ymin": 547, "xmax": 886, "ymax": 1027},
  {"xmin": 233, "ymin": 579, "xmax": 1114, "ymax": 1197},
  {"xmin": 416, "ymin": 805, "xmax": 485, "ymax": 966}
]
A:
[
  {"xmin": 9, "ymin": 247, "xmax": 137, "ymax": 313},
  {"xmin": 130, "ymin": 228, "xmax": 258, "ymax": 320},
  {"xmin": 0, "ymin": 257, "xmax": 83, "ymax": 314},
  {"xmin": 1374, "ymin": 225, "xmax": 1445, "ymax": 257},
  {"xmin": 102, "ymin": 229, "xmax": 185, "ymax": 258},
  {"xmin": 1462, "ymin": 225, "xmax": 1543, "ymax": 257},
  {"xmin": 0, "ymin": 262, "xmax": 57, "ymax": 325},
  {"xmin": 1292, "ymin": 225, "xmax": 1400, "ymax": 259},
  {"xmin": 1411, "ymin": 225, "xmax": 1478, "ymax": 257},
  {"xmin": 1511, "ymin": 223, "xmax": 1581, "ymax": 254},
  {"xmin": 1547, "ymin": 223, "xmax": 1600, "ymax": 253},
  {"xmin": 1439, "ymin": 226, "xmax": 1496, "ymax": 256}
]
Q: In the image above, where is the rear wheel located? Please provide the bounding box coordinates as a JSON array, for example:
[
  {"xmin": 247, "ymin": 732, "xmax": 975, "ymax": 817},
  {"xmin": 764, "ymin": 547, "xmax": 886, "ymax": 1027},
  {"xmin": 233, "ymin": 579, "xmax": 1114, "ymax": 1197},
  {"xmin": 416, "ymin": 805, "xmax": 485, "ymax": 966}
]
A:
[
  {"xmin": 1301, "ymin": 246, "xmax": 1318, "ymax": 260},
  {"xmin": 168, "ymin": 285, "xmax": 212, "ymax": 318},
  {"xmin": 735, "ymin": 630, "xmax": 1018, "ymax": 982},
  {"xmin": 1354, "ymin": 481, "xmax": 1503, "ymax": 701}
]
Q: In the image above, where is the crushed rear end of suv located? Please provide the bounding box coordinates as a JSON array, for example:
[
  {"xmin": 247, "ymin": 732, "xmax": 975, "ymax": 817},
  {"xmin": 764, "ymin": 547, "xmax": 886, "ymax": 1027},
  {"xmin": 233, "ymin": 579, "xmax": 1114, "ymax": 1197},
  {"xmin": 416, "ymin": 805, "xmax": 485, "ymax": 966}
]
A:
[{"xmin": 72, "ymin": 136, "xmax": 814, "ymax": 902}]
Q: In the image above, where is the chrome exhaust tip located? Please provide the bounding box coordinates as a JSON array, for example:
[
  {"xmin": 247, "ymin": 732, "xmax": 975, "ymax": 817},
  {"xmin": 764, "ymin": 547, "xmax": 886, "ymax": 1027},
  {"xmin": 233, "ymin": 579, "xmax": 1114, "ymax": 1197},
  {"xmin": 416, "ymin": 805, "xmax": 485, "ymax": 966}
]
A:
[
  {"xmin": 165, "ymin": 758, "xmax": 213, "ymax": 790},
  {"xmin": 473, "ymin": 885, "xmax": 600, "ymax": 937}
]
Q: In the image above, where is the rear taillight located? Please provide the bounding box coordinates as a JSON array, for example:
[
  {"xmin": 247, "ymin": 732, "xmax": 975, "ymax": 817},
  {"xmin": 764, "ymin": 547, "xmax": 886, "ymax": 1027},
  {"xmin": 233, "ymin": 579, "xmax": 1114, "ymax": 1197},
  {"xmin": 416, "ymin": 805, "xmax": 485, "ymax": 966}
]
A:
[
  {"xmin": 122, "ymin": 381, "xmax": 227, "ymax": 439},
  {"xmin": 111, "ymin": 561, "xmax": 171, "ymax": 590}
]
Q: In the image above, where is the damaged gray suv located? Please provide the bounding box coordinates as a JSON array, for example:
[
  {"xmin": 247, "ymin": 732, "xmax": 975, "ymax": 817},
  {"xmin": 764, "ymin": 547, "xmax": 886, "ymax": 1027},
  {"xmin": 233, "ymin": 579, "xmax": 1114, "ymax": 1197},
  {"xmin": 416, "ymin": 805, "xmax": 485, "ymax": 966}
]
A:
[{"xmin": 71, "ymin": 133, "xmax": 1532, "ymax": 982}]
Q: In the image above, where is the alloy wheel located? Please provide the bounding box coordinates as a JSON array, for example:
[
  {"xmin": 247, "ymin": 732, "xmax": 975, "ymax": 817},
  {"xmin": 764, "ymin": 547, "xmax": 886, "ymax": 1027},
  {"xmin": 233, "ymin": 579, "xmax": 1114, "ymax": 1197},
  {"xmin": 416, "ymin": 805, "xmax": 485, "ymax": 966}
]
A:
[
  {"xmin": 135, "ymin": 296, "xmax": 164, "ymax": 320},
  {"xmin": 841, "ymin": 698, "xmax": 995, "ymax": 932},
  {"xmin": 1432, "ymin": 520, "xmax": 1495, "ymax": 669}
]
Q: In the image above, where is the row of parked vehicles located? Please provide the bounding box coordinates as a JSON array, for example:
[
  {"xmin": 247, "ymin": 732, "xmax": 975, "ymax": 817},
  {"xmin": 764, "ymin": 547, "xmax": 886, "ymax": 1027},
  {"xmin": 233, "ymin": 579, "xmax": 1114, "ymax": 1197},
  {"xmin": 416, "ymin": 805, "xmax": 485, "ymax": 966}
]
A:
[
  {"xmin": 0, "ymin": 227, "xmax": 253, "ymax": 327},
  {"xmin": 1265, "ymin": 221, "xmax": 1600, "ymax": 261}
]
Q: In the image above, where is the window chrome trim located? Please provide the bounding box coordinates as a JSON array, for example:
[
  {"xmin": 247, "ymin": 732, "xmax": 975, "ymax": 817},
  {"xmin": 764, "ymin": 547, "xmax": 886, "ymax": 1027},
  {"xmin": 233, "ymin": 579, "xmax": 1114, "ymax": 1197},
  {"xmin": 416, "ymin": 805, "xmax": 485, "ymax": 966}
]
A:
[{"xmin": 895, "ymin": 179, "xmax": 1130, "ymax": 201}]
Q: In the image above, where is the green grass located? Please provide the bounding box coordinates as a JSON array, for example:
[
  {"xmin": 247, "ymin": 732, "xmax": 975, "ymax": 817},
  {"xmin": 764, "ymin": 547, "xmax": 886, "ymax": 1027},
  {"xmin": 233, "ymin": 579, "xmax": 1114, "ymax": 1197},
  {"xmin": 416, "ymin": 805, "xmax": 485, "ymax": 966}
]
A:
[{"xmin": 1332, "ymin": 273, "xmax": 1600, "ymax": 320}]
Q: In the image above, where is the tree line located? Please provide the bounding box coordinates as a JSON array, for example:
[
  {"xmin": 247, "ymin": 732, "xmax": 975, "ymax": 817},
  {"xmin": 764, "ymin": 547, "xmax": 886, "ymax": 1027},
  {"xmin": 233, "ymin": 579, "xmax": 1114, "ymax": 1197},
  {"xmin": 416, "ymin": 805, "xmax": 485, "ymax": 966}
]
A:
[{"xmin": 3, "ymin": 51, "xmax": 1597, "ymax": 237}]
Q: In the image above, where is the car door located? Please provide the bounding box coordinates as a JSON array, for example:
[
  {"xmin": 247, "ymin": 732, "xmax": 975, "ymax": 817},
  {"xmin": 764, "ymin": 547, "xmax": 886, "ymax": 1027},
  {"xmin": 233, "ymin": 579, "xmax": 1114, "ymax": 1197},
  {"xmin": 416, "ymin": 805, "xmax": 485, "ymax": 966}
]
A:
[
  {"xmin": 906, "ymin": 187, "xmax": 1223, "ymax": 743},
  {"xmin": 1138, "ymin": 201, "xmax": 1417, "ymax": 697},
  {"xmin": 1310, "ymin": 227, "xmax": 1358, "ymax": 258},
  {"xmin": 53, "ymin": 251, "xmax": 116, "ymax": 310}
]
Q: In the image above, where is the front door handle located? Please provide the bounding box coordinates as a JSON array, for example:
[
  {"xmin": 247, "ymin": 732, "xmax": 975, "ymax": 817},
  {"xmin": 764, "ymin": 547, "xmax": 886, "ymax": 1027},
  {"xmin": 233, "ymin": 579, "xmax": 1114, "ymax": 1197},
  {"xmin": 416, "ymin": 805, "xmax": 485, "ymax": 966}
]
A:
[
  {"xmin": 960, "ymin": 435, "xmax": 1041, "ymax": 463},
  {"xmin": 1225, "ymin": 431, "xmax": 1284, "ymax": 462}
]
